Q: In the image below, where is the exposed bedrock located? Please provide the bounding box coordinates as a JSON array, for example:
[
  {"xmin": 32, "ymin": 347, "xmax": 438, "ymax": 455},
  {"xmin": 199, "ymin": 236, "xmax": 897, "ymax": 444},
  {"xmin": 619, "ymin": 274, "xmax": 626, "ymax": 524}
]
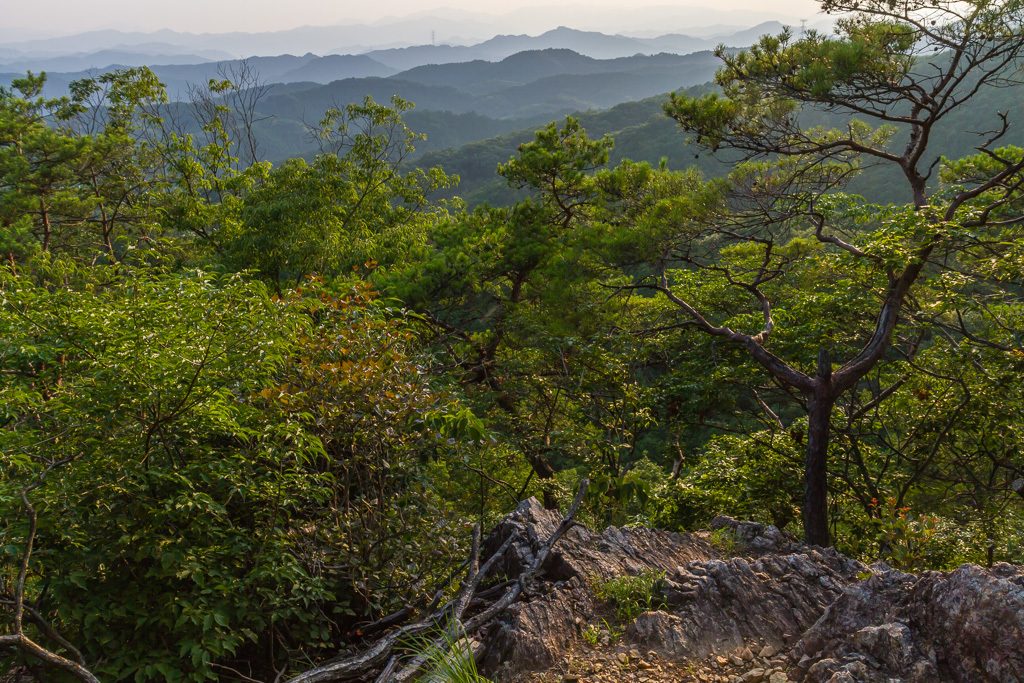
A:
[
  {"xmin": 475, "ymin": 498, "xmax": 1024, "ymax": 683},
  {"xmin": 794, "ymin": 562, "xmax": 1024, "ymax": 683}
]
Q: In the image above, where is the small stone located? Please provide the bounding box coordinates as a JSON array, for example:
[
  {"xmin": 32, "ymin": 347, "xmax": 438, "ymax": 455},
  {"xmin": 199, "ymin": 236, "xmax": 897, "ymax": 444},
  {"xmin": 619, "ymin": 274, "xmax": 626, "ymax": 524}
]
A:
[
  {"xmin": 768, "ymin": 674, "xmax": 789, "ymax": 683},
  {"xmin": 617, "ymin": 652, "xmax": 629, "ymax": 664},
  {"xmin": 759, "ymin": 645, "xmax": 776, "ymax": 658},
  {"xmin": 744, "ymin": 668, "xmax": 766, "ymax": 683},
  {"xmin": 716, "ymin": 656, "xmax": 729, "ymax": 667},
  {"xmin": 629, "ymin": 649, "xmax": 641, "ymax": 659},
  {"xmin": 730, "ymin": 654, "xmax": 746, "ymax": 666},
  {"xmin": 740, "ymin": 647, "xmax": 755, "ymax": 661},
  {"xmin": 637, "ymin": 660, "xmax": 652, "ymax": 670}
]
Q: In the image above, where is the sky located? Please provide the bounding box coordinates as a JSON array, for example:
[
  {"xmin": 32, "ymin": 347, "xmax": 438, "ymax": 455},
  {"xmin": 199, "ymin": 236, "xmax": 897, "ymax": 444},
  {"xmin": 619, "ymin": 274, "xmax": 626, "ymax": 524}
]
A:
[{"xmin": 1, "ymin": 0, "xmax": 825, "ymax": 36}]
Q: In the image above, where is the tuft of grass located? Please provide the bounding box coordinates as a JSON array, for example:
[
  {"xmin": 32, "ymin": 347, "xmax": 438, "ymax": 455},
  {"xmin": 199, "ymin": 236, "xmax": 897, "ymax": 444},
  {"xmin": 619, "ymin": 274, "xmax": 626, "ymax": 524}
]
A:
[
  {"xmin": 403, "ymin": 626, "xmax": 492, "ymax": 683},
  {"xmin": 581, "ymin": 623, "xmax": 600, "ymax": 647},
  {"xmin": 590, "ymin": 570, "xmax": 666, "ymax": 622},
  {"xmin": 581, "ymin": 618, "xmax": 622, "ymax": 647},
  {"xmin": 585, "ymin": 622, "xmax": 598, "ymax": 651},
  {"xmin": 708, "ymin": 527, "xmax": 744, "ymax": 556}
]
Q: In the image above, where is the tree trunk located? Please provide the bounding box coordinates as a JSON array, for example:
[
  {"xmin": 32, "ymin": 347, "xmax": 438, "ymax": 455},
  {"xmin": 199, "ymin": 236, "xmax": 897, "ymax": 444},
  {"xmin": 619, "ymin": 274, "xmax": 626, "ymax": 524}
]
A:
[
  {"xmin": 804, "ymin": 350, "xmax": 834, "ymax": 547},
  {"xmin": 530, "ymin": 455, "xmax": 559, "ymax": 510},
  {"xmin": 40, "ymin": 200, "xmax": 51, "ymax": 253},
  {"xmin": 804, "ymin": 390, "xmax": 833, "ymax": 547}
]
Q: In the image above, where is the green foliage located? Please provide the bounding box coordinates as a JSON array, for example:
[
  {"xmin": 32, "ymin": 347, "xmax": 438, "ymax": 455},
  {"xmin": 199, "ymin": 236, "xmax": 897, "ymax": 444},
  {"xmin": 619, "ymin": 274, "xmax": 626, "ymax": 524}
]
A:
[
  {"xmin": 707, "ymin": 527, "xmax": 745, "ymax": 557},
  {"xmin": 224, "ymin": 96, "xmax": 458, "ymax": 286},
  {"xmin": 650, "ymin": 433, "xmax": 803, "ymax": 533},
  {"xmin": 869, "ymin": 498, "xmax": 940, "ymax": 572},
  {"xmin": 3, "ymin": 16, "xmax": 1024, "ymax": 676},
  {"xmin": 590, "ymin": 571, "xmax": 666, "ymax": 623},
  {"xmin": 0, "ymin": 264, "xmax": 474, "ymax": 680},
  {"xmin": 0, "ymin": 70, "xmax": 164, "ymax": 265},
  {"xmin": 499, "ymin": 116, "xmax": 612, "ymax": 200}
]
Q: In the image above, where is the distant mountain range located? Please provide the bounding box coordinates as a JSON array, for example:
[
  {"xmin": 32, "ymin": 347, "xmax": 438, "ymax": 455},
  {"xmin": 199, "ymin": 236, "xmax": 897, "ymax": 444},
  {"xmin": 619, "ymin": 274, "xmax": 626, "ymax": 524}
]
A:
[
  {"xmin": 1, "ymin": 54, "xmax": 399, "ymax": 99},
  {"xmin": 0, "ymin": 17, "xmax": 829, "ymax": 176},
  {"xmin": 361, "ymin": 23, "xmax": 791, "ymax": 70},
  {"xmin": 0, "ymin": 47, "xmax": 234, "ymax": 73},
  {"xmin": 0, "ymin": 22, "xmax": 800, "ymax": 76},
  {"xmin": 247, "ymin": 48, "xmax": 723, "ymax": 161},
  {"xmin": 250, "ymin": 50, "xmax": 718, "ymax": 121},
  {"xmin": 0, "ymin": 6, "xmax": 831, "ymax": 59}
]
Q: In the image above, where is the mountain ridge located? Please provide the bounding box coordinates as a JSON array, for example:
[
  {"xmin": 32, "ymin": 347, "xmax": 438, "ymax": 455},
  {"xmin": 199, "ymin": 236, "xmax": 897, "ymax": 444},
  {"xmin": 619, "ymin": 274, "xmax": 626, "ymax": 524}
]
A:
[{"xmin": 0, "ymin": 21, "xmax": 799, "ymax": 74}]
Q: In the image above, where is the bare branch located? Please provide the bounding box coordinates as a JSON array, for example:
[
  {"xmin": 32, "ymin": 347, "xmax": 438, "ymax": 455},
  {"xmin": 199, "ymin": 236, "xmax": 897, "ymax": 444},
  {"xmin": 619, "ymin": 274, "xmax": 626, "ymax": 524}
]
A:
[{"xmin": 1, "ymin": 454, "xmax": 99, "ymax": 683}]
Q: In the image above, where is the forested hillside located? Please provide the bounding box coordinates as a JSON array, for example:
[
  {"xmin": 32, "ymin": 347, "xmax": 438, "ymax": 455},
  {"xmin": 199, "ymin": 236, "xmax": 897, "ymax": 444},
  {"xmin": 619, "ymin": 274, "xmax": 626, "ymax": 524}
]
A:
[
  {"xmin": 419, "ymin": 68, "xmax": 1024, "ymax": 207},
  {"xmin": 2, "ymin": 1, "xmax": 1023, "ymax": 681}
]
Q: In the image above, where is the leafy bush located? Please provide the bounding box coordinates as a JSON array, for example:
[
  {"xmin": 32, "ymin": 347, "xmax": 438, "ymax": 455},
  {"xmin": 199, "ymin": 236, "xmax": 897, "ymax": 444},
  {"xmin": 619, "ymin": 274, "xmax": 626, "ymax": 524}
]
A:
[
  {"xmin": 649, "ymin": 432, "xmax": 803, "ymax": 533},
  {"xmin": 707, "ymin": 527, "xmax": 745, "ymax": 557},
  {"xmin": 869, "ymin": 498, "xmax": 940, "ymax": 572},
  {"xmin": 0, "ymin": 265, "xmax": 476, "ymax": 681}
]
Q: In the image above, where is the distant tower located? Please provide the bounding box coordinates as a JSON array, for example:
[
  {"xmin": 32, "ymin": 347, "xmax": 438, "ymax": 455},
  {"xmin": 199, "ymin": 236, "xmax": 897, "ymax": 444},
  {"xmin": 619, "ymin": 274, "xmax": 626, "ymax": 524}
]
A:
[
  {"xmin": 431, "ymin": 30, "xmax": 436, "ymax": 46},
  {"xmin": 801, "ymin": 19, "xmax": 808, "ymax": 35}
]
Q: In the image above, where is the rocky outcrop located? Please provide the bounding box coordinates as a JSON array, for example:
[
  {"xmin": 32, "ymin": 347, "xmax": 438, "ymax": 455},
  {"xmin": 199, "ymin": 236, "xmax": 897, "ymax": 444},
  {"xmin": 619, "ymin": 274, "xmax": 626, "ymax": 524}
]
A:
[
  {"xmin": 477, "ymin": 501, "xmax": 864, "ymax": 678},
  {"xmin": 477, "ymin": 498, "xmax": 717, "ymax": 674},
  {"xmin": 793, "ymin": 562, "xmax": 1024, "ymax": 683},
  {"xmin": 475, "ymin": 499, "xmax": 1024, "ymax": 683},
  {"xmin": 625, "ymin": 517, "xmax": 864, "ymax": 663}
]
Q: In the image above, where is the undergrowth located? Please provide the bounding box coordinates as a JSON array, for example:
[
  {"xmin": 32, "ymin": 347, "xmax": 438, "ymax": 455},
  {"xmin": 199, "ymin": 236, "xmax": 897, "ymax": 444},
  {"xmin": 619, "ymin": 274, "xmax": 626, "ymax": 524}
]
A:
[
  {"xmin": 590, "ymin": 570, "xmax": 666, "ymax": 622},
  {"xmin": 402, "ymin": 626, "xmax": 492, "ymax": 683}
]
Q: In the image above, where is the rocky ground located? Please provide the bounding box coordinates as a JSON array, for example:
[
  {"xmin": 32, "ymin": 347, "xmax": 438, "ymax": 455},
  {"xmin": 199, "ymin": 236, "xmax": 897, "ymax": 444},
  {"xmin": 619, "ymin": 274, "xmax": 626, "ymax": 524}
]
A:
[
  {"xmin": 514, "ymin": 639, "xmax": 793, "ymax": 682},
  {"xmin": 474, "ymin": 499, "xmax": 1024, "ymax": 683}
]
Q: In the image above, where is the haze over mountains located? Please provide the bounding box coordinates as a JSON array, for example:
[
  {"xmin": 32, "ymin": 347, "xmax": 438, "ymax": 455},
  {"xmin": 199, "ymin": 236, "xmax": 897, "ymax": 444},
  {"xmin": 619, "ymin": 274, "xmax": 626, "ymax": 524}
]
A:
[
  {"xmin": 0, "ymin": 9, "xmax": 836, "ymax": 174},
  {"xmin": 0, "ymin": 5, "xmax": 829, "ymax": 57},
  {"xmin": 0, "ymin": 22, "xmax": 809, "ymax": 76}
]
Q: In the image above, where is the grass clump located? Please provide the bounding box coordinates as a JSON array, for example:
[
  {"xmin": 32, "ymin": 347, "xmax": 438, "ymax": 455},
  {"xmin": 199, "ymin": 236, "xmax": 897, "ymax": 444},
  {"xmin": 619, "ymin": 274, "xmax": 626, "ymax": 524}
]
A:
[
  {"xmin": 403, "ymin": 627, "xmax": 492, "ymax": 683},
  {"xmin": 590, "ymin": 570, "xmax": 666, "ymax": 622},
  {"xmin": 708, "ymin": 527, "xmax": 745, "ymax": 556}
]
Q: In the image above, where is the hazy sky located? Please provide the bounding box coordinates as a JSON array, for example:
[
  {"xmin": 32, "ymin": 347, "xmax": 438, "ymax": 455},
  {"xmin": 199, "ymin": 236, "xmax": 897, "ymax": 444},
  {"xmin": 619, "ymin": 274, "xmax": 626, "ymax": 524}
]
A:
[{"xmin": 2, "ymin": 0, "xmax": 824, "ymax": 36}]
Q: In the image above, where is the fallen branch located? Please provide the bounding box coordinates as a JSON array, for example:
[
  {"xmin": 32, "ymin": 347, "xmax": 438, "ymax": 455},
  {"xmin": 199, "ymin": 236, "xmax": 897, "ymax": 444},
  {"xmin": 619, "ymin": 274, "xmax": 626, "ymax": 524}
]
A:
[
  {"xmin": 341, "ymin": 607, "xmax": 412, "ymax": 643},
  {"xmin": 290, "ymin": 479, "xmax": 589, "ymax": 682},
  {"xmin": 390, "ymin": 526, "xmax": 482, "ymax": 682},
  {"xmin": 465, "ymin": 477, "xmax": 587, "ymax": 634}
]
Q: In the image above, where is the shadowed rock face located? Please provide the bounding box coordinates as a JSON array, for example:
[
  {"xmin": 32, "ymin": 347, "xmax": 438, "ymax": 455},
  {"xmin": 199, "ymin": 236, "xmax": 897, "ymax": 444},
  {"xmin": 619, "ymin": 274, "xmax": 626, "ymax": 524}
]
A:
[
  {"xmin": 794, "ymin": 562, "xmax": 1024, "ymax": 683},
  {"xmin": 475, "ymin": 499, "xmax": 1024, "ymax": 683}
]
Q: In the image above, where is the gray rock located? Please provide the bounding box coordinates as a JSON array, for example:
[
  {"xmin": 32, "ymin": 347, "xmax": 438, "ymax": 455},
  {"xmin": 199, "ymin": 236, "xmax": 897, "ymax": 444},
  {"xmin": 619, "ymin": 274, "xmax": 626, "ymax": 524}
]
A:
[
  {"xmin": 795, "ymin": 563, "xmax": 1024, "ymax": 682},
  {"xmin": 477, "ymin": 501, "xmax": 862, "ymax": 676},
  {"xmin": 473, "ymin": 499, "xmax": 1024, "ymax": 683}
]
